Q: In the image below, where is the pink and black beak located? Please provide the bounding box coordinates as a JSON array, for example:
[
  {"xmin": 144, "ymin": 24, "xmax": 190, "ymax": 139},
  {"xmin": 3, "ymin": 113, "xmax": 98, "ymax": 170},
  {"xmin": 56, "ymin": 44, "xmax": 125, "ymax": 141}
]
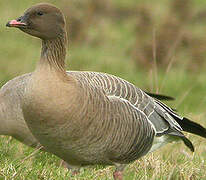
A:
[{"xmin": 6, "ymin": 16, "xmax": 28, "ymax": 28}]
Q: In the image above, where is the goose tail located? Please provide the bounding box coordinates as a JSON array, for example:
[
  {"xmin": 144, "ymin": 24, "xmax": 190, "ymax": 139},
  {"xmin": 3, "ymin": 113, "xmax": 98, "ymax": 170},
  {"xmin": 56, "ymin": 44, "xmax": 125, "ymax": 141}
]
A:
[{"xmin": 174, "ymin": 117, "xmax": 206, "ymax": 138}]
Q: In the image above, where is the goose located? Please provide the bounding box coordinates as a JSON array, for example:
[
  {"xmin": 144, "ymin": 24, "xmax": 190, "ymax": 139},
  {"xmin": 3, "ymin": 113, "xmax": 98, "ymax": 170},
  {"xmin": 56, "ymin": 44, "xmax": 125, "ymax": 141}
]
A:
[
  {"xmin": 0, "ymin": 74, "xmax": 37, "ymax": 147},
  {"xmin": 6, "ymin": 3, "xmax": 206, "ymax": 179},
  {"xmin": 0, "ymin": 72, "xmax": 170, "ymax": 169}
]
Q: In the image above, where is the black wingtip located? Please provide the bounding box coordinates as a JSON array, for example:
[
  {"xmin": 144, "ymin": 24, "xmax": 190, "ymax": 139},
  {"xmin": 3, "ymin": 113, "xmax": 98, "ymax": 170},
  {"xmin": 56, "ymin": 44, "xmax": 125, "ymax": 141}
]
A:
[
  {"xmin": 145, "ymin": 92, "xmax": 175, "ymax": 101},
  {"xmin": 167, "ymin": 129, "xmax": 195, "ymax": 152},
  {"xmin": 181, "ymin": 136, "xmax": 195, "ymax": 152},
  {"xmin": 178, "ymin": 117, "xmax": 206, "ymax": 139}
]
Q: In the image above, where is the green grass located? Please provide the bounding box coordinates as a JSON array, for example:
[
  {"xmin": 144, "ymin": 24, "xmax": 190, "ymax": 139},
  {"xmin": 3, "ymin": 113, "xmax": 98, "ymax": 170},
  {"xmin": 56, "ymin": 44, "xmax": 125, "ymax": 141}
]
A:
[{"xmin": 1, "ymin": 0, "xmax": 206, "ymax": 179}]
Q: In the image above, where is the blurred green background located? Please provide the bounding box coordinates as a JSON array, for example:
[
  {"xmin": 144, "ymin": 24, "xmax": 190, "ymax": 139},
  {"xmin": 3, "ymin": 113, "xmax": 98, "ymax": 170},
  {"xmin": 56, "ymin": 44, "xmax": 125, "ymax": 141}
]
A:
[{"xmin": 1, "ymin": 0, "xmax": 206, "ymax": 179}]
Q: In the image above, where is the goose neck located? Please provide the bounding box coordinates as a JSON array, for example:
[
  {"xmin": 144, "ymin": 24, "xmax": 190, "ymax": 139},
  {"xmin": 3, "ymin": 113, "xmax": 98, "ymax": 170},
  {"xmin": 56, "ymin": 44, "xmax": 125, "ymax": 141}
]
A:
[{"xmin": 39, "ymin": 33, "xmax": 68, "ymax": 72}]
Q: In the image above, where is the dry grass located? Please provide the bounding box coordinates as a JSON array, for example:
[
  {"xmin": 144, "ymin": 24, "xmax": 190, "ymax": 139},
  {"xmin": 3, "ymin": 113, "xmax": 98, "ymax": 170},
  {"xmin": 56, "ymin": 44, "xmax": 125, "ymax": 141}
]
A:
[{"xmin": 1, "ymin": 126, "xmax": 206, "ymax": 179}]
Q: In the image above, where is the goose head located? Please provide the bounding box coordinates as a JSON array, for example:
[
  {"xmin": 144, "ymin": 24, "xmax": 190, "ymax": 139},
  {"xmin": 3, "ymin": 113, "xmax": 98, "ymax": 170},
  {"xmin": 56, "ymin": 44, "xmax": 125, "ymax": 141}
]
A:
[{"xmin": 6, "ymin": 3, "xmax": 66, "ymax": 40}]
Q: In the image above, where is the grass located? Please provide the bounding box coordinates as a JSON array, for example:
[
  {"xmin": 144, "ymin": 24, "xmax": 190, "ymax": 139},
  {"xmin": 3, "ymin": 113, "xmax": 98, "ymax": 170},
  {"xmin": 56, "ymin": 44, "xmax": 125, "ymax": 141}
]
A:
[
  {"xmin": 1, "ymin": 0, "xmax": 206, "ymax": 179},
  {"xmin": 1, "ymin": 134, "xmax": 206, "ymax": 179}
]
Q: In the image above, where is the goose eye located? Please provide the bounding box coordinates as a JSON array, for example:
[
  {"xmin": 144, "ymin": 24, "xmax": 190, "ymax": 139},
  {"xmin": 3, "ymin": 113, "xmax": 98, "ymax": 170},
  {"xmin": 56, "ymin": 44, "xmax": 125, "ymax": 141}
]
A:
[{"xmin": 37, "ymin": 11, "xmax": 43, "ymax": 16}]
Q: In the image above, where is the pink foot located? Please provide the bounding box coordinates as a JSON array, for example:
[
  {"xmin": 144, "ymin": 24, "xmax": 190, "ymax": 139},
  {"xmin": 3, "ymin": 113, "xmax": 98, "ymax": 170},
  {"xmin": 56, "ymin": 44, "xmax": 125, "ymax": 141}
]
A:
[
  {"xmin": 113, "ymin": 171, "xmax": 123, "ymax": 180},
  {"xmin": 71, "ymin": 169, "xmax": 80, "ymax": 176}
]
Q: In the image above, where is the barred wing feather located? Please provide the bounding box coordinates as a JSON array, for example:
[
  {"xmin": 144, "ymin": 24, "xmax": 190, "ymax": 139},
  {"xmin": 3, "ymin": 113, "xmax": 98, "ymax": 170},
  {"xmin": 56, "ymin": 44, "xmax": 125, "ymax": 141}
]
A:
[{"xmin": 69, "ymin": 71, "xmax": 186, "ymax": 139}]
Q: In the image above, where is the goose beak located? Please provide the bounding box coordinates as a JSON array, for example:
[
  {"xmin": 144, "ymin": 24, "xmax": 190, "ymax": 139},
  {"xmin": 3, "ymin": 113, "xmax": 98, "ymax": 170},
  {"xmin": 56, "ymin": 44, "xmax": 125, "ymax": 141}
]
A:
[
  {"xmin": 6, "ymin": 20, "xmax": 26, "ymax": 27},
  {"xmin": 6, "ymin": 17, "xmax": 27, "ymax": 28}
]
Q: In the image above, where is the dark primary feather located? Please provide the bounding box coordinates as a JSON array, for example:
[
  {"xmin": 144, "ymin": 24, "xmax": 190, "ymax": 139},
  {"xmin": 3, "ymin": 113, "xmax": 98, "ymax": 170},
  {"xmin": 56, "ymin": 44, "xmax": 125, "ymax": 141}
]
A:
[
  {"xmin": 152, "ymin": 98, "xmax": 206, "ymax": 152},
  {"xmin": 155, "ymin": 98, "xmax": 206, "ymax": 138},
  {"xmin": 173, "ymin": 117, "xmax": 206, "ymax": 138},
  {"xmin": 145, "ymin": 92, "xmax": 175, "ymax": 101}
]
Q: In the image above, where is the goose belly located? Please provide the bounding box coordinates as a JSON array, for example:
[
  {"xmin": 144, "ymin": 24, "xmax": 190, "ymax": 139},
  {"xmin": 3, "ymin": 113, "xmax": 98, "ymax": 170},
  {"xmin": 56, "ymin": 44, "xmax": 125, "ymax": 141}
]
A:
[
  {"xmin": 23, "ymin": 97, "xmax": 155, "ymax": 166},
  {"xmin": 148, "ymin": 135, "xmax": 179, "ymax": 153}
]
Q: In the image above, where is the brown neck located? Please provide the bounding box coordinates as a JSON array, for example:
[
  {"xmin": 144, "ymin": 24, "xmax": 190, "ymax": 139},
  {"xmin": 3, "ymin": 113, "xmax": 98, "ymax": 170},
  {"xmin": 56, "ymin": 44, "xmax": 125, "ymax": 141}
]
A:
[{"xmin": 39, "ymin": 32, "xmax": 68, "ymax": 72}]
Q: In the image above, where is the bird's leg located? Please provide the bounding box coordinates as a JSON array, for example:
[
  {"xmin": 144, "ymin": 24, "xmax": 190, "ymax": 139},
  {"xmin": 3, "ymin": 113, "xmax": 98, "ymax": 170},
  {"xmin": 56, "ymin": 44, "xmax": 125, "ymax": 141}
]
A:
[
  {"xmin": 60, "ymin": 160, "xmax": 80, "ymax": 175},
  {"xmin": 71, "ymin": 168, "xmax": 80, "ymax": 176},
  {"xmin": 113, "ymin": 171, "xmax": 123, "ymax": 180},
  {"xmin": 113, "ymin": 164, "xmax": 126, "ymax": 180}
]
